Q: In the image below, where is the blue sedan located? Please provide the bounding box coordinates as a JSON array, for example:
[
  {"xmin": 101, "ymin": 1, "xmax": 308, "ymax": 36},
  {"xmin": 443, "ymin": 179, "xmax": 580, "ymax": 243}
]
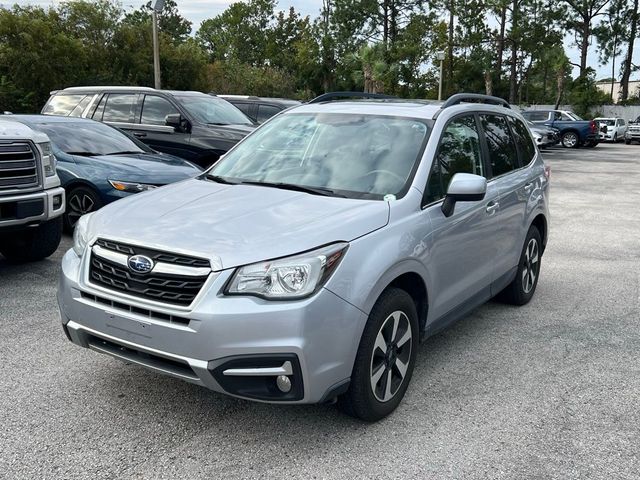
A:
[{"xmin": 11, "ymin": 115, "xmax": 202, "ymax": 229}]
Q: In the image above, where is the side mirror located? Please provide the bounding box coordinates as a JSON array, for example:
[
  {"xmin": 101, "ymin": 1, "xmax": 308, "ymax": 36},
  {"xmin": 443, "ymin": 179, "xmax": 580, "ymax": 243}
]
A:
[
  {"xmin": 165, "ymin": 113, "xmax": 184, "ymax": 131},
  {"xmin": 441, "ymin": 173, "xmax": 487, "ymax": 218}
]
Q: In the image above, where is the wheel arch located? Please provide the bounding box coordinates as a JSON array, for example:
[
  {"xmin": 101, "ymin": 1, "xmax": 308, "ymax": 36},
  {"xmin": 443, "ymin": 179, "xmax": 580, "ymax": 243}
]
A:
[{"xmin": 530, "ymin": 213, "xmax": 548, "ymax": 253}]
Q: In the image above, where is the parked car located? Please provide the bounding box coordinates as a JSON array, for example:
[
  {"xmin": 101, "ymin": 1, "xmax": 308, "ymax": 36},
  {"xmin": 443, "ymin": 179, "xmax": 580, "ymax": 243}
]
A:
[
  {"xmin": 527, "ymin": 120, "xmax": 559, "ymax": 148},
  {"xmin": 216, "ymin": 95, "xmax": 301, "ymax": 124},
  {"xmin": 0, "ymin": 119, "xmax": 65, "ymax": 262},
  {"xmin": 594, "ymin": 117, "xmax": 627, "ymax": 142},
  {"xmin": 58, "ymin": 93, "xmax": 549, "ymax": 421},
  {"xmin": 42, "ymin": 87, "xmax": 255, "ymax": 168},
  {"xmin": 522, "ymin": 109, "xmax": 599, "ymax": 148},
  {"xmin": 625, "ymin": 117, "xmax": 640, "ymax": 144},
  {"xmin": 10, "ymin": 115, "xmax": 201, "ymax": 230}
]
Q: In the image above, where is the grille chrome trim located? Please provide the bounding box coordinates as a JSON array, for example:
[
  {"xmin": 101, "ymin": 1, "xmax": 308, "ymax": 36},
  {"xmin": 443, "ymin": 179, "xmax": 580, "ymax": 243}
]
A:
[{"xmin": 0, "ymin": 142, "xmax": 40, "ymax": 190}]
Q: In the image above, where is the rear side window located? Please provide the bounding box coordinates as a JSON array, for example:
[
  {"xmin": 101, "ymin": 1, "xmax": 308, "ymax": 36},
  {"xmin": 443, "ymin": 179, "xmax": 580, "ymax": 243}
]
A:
[
  {"xmin": 101, "ymin": 94, "xmax": 137, "ymax": 123},
  {"xmin": 508, "ymin": 117, "xmax": 536, "ymax": 166},
  {"xmin": 425, "ymin": 115, "xmax": 483, "ymax": 204},
  {"xmin": 43, "ymin": 94, "xmax": 90, "ymax": 116},
  {"xmin": 140, "ymin": 95, "xmax": 179, "ymax": 125},
  {"xmin": 480, "ymin": 114, "xmax": 519, "ymax": 177},
  {"xmin": 257, "ymin": 105, "xmax": 281, "ymax": 123}
]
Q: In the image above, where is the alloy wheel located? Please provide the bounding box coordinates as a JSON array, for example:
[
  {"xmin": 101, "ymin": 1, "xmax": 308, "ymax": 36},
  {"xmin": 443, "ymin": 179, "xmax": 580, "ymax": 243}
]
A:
[
  {"xmin": 370, "ymin": 310, "xmax": 412, "ymax": 403},
  {"xmin": 563, "ymin": 132, "xmax": 578, "ymax": 148},
  {"xmin": 67, "ymin": 192, "xmax": 96, "ymax": 227},
  {"xmin": 522, "ymin": 238, "xmax": 539, "ymax": 294}
]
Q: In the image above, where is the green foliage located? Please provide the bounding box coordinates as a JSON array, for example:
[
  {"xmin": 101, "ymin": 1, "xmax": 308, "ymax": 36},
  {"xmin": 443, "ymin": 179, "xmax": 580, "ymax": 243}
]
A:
[{"xmin": 567, "ymin": 70, "xmax": 611, "ymax": 117}]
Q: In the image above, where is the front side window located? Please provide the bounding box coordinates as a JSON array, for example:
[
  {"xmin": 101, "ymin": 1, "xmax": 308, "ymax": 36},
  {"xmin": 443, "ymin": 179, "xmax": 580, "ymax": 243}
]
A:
[
  {"xmin": 43, "ymin": 94, "xmax": 89, "ymax": 116},
  {"xmin": 141, "ymin": 95, "xmax": 179, "ymax": 125},
  {"xmin": 101, "ymin": 94, "xmax": 137, "ymax": 123},
  {"xmin": 257, "ymin": 105, "xmax": 281, "ymax": 123},
  {"xmin": 425, "ymin": 115, "xmax": 483, "ymax": 204},
  {"xmin": 508, "ymin": 116, "xmax": 536, "ymax": 166},
  {"xmin": 480, "ymin": 114, "xmax": 519, "ymax": 177},
  {"xmin": 175, "ymin": 95, "xmax": 253, "ymax": 126},
  {"xmin": 209, "ymin": 113, "xmax": 429, "ymax": 199}
]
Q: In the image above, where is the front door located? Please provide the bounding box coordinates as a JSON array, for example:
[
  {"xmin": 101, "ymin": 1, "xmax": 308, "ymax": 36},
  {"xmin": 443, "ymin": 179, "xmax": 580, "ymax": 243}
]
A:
[{"xmin": 422, "ymin": 114, "xmax": 501, "ymax": 322}]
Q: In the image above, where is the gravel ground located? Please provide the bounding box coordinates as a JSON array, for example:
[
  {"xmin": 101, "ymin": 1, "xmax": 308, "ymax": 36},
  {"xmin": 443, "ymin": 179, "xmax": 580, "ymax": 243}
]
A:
[{"xmin": 1, "ymin": 142, "xmax": 639, "ymax": 479}]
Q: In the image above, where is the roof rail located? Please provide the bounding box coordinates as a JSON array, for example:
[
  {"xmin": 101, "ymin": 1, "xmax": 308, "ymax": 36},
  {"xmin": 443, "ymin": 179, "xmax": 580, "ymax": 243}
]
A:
[
  {"xmin": 441, "ymin": 93, "xmax": 511, "ymax": 110},
  {"xmin": 308, "ymin": 91, "xmax": 397, "ymax": 104}
]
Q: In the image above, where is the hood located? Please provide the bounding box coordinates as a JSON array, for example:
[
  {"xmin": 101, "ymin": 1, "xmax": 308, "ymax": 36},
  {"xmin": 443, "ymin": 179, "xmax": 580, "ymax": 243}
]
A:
[
  {"xmin": 203, "ymin": 123, "xmax": 255, "ymax": 140},
  {"xmin": 0, "ymin": 118, "xmax": 49, "ymax": 143},
  {"xmin": 71, "ymin": 152, "xmax": 201, "ymax": 183},
  {"xmin": 87, "ymin": 178, "xmax": 389, "ymax": 269}
]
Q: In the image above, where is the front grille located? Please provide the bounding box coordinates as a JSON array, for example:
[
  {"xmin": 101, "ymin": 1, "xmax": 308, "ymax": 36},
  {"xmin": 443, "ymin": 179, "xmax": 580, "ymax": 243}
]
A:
[
  {"xmin": 95, "ymin": 238, "xmax": 210, "ymax": 268},
  {"xmin": 89, "ymin": 239, "xmax": 210, "ymax": 306},
  {"xmin": 80, "ymin": 292, "xmax": 191, "ymax": 326},
  {"xmin": 0, "ymin": 142, "xmax": 39, "ymax": 190}
]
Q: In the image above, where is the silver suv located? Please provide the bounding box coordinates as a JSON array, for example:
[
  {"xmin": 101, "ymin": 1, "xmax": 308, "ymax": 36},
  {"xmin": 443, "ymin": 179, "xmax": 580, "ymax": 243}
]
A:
[{"xmin": 58, "ymin": 94, "xmax": 549, "ymax": 421}]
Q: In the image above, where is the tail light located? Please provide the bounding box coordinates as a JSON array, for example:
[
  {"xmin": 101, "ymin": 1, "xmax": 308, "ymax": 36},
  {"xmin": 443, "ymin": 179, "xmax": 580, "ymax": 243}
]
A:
[{"xmin": 590, "ymin": 120, "xmax": 597, "ymax": 133}]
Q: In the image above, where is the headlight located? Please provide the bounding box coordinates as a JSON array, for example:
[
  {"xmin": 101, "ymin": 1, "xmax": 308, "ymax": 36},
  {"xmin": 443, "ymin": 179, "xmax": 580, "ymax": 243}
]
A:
[
  {"xmin": 109, "ymin": 180, "xmax": 157, "ymax": 193},
  {"xmin": 38, "ymin": 142, "xmax": 57, "ymax": 177},
  {"xmin": 72, "ymin": 214, "xmax": 91, "ymax": 257},
  {"xmin": 226, "ymin": 243, "xmax": 349, "ymax": 300}
]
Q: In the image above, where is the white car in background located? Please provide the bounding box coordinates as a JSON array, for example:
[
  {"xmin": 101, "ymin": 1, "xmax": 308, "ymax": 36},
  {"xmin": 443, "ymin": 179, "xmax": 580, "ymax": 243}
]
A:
[{"xmin": 595, "ymin": 117, "xmax": 627, "ymax": 142}]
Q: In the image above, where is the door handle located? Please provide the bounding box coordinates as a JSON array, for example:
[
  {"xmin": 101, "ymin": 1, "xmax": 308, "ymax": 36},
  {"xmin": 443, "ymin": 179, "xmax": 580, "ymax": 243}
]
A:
[
  {"xmin": 133, "ymin": 132, "xmax": 147, "ymax": 138},
  {"xmin": 486, "ymin": 201, "xmax": 499, "ymax": 214},
  {"xmin": 524, "ymin": 182, "xmax": 533, "ymax": 192}
]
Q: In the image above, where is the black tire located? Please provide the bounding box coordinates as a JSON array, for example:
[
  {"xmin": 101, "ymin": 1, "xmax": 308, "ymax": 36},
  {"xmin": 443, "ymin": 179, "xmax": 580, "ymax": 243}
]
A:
[
  {"xmin": 498, "ymin": 226, "xmax": 542, "ymax": 305},
  {"xmin": 626, "ymin": 140, "xmax": 631, "ymax": 145},
  {"xmin": 613, "ymin": 133, "xmax": 618, "ymax": 142},
  {"xmin": 337, "ymin": 288, "xmax": 419, "ymax": 422},
  {"xmin": 0, "ymin": 217, "xmax": 62, "ymax": 262},
  {"xmin": 561, "ymin": 131, "xmax": 579, "ymax": 148},
  {"xmin": 64, "ymin": 185, "xmax": 102, "ymax": 231},
  {"xmin": 585, "ymin": 141, "xmax": 598, "ymax": 148}
]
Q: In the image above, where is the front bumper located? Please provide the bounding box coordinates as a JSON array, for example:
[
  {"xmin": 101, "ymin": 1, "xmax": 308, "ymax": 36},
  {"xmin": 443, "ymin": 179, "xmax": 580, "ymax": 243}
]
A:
[
  {"xmin": 57, "ymin": 248, "xmax": 367, "ymax": 404},
  {"xmin": 0, "ymin": 187, "xmax": 65, "ymax": 228}
]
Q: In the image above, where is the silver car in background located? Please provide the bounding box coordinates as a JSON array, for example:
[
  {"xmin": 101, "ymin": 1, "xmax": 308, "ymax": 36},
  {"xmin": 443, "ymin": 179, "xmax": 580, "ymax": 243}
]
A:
[{"xmin": 58, "ymin": 93, "xmax": 550, "ymax": 421}]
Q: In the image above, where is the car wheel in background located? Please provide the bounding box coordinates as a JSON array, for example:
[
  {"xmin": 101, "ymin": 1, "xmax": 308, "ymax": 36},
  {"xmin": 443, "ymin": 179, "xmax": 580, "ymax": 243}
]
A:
[
  {"xmin": 626, "ymin": 139, "xmax": 631, "ymax": 145},
  {"xmin": 337, "ymin": 288, "xmax": 419, "ymax": 422},
  {"xmin": 561, "ymin": 131, "xmax": 579, "ymax": 148},
  {"xmin": 613, "ymin": 133, "xmax": 618, "ymax": 142},
  {"xmin": 0, "ymin": 217, "xmax": 62, "ymax": 262},
  {"xmin": 64, "ymin": 186, "xmax": 102, "ymax": 231},
  {"xmin": 498, "ymin": 226, "xmax": 542, "ymax": 306}
]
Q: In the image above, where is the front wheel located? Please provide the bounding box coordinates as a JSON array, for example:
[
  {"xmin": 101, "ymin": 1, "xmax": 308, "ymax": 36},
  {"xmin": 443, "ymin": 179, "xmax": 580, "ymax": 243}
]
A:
[
  {"xmin": 561, "ymin": 131, "xmax": 579, "ymax": 148},
  {"xmin": 0, "ymin": 217, "xmax": 62, "ymax": 263},
  {"xmin": 64, "ymin": 186, "xmax": 102, "ymax": 231},
  {"xmin": 337, "ymin": 288, "xmax": 419, "ymax": 422},
  {"xmin": 498, "ymin": 226, "xmax": 542, "ymax": 305}
]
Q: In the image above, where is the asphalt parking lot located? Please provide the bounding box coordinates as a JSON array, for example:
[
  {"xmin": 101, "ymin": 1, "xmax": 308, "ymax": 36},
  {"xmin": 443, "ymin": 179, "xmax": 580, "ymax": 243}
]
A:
[{"xmin": 1, "ymin": 142, "xmax": 639, "ymax": 479}]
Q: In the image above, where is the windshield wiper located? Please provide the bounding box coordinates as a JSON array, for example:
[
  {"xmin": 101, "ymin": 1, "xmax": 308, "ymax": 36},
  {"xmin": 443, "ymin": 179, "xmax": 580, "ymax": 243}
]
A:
[
  {"xmin": 107, "ymin": 150, "xmax": 145, "ymax": 155},
  {"xmin": 205, "ymin": 174, "xmax": 238, "ymax": 185},
  {"xmin": 66, "ymin": 151, "xmax": 103, "ymax": 157},
  {"xmin": 237, "ymin": 180, "xmax": 346, "ymax": 198}
]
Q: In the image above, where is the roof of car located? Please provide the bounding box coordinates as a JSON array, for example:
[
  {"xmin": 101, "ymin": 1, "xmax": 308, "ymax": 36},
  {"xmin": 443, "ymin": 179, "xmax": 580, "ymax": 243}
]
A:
[
  {"xmin": 56, "ymin": 86, "xmax": 207, "ymax": 97},
  {"xmin": 219, "ymin": 95, "xmax": 301, "ymax": 105},
  {"xmin": 6, "ymin": 114, "xmax": 96, "ymax": 124}
]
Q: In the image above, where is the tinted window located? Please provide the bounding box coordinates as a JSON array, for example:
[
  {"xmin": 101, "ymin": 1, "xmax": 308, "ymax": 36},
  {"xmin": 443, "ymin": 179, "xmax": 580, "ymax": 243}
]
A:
[
  {"xmin": 30, "ymin": 120, "xmax": 149, "ymax": 156},
  {"xmin": 523, "ymin": 111, "xmax": 549, "ymax": 122},
  {"xmin": 480, "ymin": 114, "xmax": 519, "ymax": 177},
  {"xmin": 425, "ymin": 115, "xmax": 483, "ymax": 204},
  {"xmin": 175, "ymin": 95, "xmax": 253, "ymax": 125},
  {"xmin": 257, "ymin": 105, "xmax": 281, "ymax": 123},
  {"xmin": 509, "ymin": 117, "xmax": 536, "ymax": 165},
  {"xmin": 620, "ymin": 119, "xmax": 625, "ymax": 126},
  {"xmin": 102, "ymin": 94, "xmax": 137, "ymax": 123},
  {"xmin": 141, "ymin": 95, "xmax": 179, "ymax": 125},
  {"xmin": 232, "ymin": 102, "xmax": 251, "ymax": 115},
  {"xmin": 43, "ymin": 94, "xmax": 89, "ymax": 116}
]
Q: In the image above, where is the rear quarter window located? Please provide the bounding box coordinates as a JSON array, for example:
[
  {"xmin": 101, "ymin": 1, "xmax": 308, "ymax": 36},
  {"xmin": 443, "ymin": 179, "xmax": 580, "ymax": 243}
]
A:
[
  {"xmin": 508, "ymin": 116, "xmax": 536, "ymax": 166},
  {"xmin": 43, "ymin": 94, "xmax": 91, "ymax": 116}
]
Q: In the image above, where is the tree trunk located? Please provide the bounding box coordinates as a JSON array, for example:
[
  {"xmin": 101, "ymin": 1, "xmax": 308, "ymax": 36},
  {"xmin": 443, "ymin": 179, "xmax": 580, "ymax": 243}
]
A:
[
  {"xmin": 579, "ymin": 19, "xmax": 590, "ymax": 77},
  {"xmin": 447, "ymin": 0, "xmax": 454, "ymax": 94},
  {"xmin": 509, "ymin": 0, "xmax": 518, "ymax": 103},
  {"xmin": 383, "ymin": 0, "xmax": 389, "ymax": 46},
  {"xmin": 554, "ymin": 69, "xmax": 564, "ymax": 109},
  {"xmin": 496, "ymin": 5, "xmax": 506, "ymax": 79},
  {"xmin": 620, "ymin": 0, "xmax": 638, "ymax": 101},
  {"xmin": 485, "ymin": 70, "xmax": 493, "ymax": 96}
]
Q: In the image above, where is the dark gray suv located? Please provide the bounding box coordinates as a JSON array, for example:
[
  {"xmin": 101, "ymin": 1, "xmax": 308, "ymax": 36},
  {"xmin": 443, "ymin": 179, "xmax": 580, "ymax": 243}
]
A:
[{"xmin": 42, "ymin": 87, "xmax": 255, "ymax": 168}]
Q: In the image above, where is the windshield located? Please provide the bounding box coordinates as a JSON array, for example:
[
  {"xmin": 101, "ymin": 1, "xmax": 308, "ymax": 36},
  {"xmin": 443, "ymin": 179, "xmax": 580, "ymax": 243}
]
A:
[
  {"xmin": 176, "ymin": 95, "xmax": 253, "ymax": 126},
  {"xmin": 565, "ymin": 111, "xmax": 583, "ymax": 121},
  {"xmin": 597, "ymin": 119, "xmax": 615, "ymax": 126},
  {"xmin": 30, "ymin": 120, "xmax": 149, "ymax": 156},
  {"xmin": 208, "ymin": 113, "xmax": 429, "ymax": 199}
]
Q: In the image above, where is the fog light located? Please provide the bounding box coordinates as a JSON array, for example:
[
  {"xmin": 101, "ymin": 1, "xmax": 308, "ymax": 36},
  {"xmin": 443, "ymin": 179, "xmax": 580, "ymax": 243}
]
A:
[
  {"xmin": 276, "ymin": 375, "xmax": 292, "ymax": 393},
  {"xmin": 53, "ymin": 195, "xmax": 62, "ymax": 209}
]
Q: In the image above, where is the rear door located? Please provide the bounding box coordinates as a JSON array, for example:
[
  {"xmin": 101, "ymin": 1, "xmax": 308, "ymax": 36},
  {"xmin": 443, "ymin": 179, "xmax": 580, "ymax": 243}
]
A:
[
  {"xmin": 130, "ymin": 94, "xmax": 192, "ymax": 158},
  {"xmin": 480, "ymin": 113, "xmax": 538, "ymax": 289},
  {"xmin": 423, "ymin": 114, "xmax": 501, "ymax": 320},
  {"xmin": 90, "ymin": 92, "xmax": 139, "ymax": 135}
]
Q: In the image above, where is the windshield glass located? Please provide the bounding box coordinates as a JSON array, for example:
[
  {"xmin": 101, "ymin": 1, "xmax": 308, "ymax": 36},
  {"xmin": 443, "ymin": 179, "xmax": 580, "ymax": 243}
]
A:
[
  {"xmin": 209, "ymin": 113, "xmax": 429, "ymax": 199},
  {"xmin": 176, "ymin": 95, "xmax": 253, "ymax": 125},
  {"xmin": 598, "ymin": 119, "xmax": 615, "ymax": 126},
  {"xmin": 31, "ymin": 120, "xmax": 149, "ymax": 155},
  {"xmin": 565, "ymin": 111, "xmax": 583, "ymax": 121}
]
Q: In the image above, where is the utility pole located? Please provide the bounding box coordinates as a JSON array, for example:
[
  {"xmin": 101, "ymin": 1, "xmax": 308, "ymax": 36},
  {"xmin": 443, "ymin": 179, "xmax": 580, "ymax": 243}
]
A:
[
  {"xmin": 151, "ymin": 0, "xmax": 164, "ymax": 90},
  {"xmin": 436, "ymin": 51, "xmax": 445, "ymax": 101}
]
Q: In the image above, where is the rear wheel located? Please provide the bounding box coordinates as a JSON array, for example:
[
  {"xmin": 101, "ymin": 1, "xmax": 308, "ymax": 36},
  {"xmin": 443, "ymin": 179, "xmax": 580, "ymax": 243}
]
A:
[
  {"xmin": 64, "ymin": 186, "xmax": 101, "ymax": 231},
  {"xmin": 561, "ymin": 131, "xmax": 579, "ymax": 148},
  {"xmin": 337, "ymin": 288, "xmax": 419, "ymax": 422},
  {"xmin": 0, "ymin": 217, "xmax": 62, "ymax": 263},
  {"xmin": 498, "ymin": 226, "xmax": 542, "ymax": 305},
  {"xmin": 626, "ymin": 139, "xmax": 631, "ymax": 145}
]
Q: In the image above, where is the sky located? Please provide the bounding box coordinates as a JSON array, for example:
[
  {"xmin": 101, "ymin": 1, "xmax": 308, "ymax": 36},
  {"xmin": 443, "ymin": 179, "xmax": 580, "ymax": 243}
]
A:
[{"xmin": 6, "ymin": 0, "xmax": 620, "ymax": 79}]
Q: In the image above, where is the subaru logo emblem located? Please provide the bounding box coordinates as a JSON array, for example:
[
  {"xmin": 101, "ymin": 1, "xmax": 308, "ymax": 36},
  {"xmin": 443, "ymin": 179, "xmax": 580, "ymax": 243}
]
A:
[{"xmin": 128, "ymin": 255, "xmax": 154, "ymax": 274}]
